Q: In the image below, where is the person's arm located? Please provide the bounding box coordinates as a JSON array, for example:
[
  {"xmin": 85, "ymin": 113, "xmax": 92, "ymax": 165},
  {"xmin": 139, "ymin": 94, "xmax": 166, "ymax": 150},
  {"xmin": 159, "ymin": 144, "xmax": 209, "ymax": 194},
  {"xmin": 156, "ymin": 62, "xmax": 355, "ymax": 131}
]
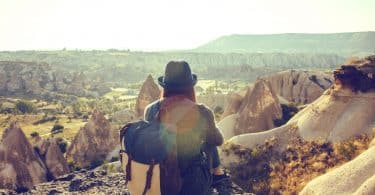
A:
[{"xmin": 200, "ymin": 105, "xmax": 224, "ymax": 146}]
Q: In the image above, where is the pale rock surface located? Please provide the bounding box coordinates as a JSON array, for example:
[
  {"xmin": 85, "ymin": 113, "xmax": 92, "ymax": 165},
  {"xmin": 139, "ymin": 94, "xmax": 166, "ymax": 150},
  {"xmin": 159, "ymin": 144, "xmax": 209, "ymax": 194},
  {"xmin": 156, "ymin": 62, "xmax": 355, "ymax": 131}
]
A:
[
  {"xmin": 221, "ymin": 92, "xmax": 245, "ymax": 118},
  {"xmin": 217, "ymin": 80, "xmax": 283, "ymax": 140},
  {"xmin": 217, "ymin": 114, "xmax": 239, "ymax": 141},
  {"xmin": 234, "ymin": 79, "xmax": 282, "ymax": 135},
  {"xmin": 197, "ymin": 93, "xmax": 228, "ymax": 112},
  {"xmin": 66, "ymin": 110, "xmax": 117, "ymax": 168},
  {"xmin": 0, "ymin": 123, "xmax": 47, "ymax": 191},
  {"xmin": 221, "ymin": 87, "xmax": 375, "ymax": 167},
  {"xmin": 290, "ymin": 88, "xmax": 375, "ymax": 142},
  {"xmin": 221, "ymin": 59, "xmax": 375, "ymax": 192},
  {"xmin": 263, "ymin": 70, "xmax": 333, "ymax": 104},
  {"xmin": 135, "ymin": 75, "xmax": 160, "ymax": 117}
]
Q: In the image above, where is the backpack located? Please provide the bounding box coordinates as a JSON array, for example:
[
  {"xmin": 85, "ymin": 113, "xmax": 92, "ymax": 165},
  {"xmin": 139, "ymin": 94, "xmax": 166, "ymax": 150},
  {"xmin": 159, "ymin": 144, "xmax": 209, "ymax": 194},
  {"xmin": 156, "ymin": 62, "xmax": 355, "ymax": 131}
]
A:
[
  {"xmin": 119, "ymin": 101, "xmax": 212, "ymax": 195},
  {"xmin": 119, "ymin": 110, "xmax": 172, "ymax": 195}
]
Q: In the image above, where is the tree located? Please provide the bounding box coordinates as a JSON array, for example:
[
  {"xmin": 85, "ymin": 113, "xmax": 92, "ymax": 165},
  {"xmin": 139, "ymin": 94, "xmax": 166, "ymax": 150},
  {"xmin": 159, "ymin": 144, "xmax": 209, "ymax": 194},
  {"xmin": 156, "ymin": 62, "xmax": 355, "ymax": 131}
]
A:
[
  {"xmin": 30, "ymin": 131, "xmax": 39, "ymax": 138},
  {"xmin": 16, "ymin": 101, "xmax": 34, "ymax": 114},
  {"xmin": 51, "ymin": 124, "xmax": 64, "ymax": 134}
]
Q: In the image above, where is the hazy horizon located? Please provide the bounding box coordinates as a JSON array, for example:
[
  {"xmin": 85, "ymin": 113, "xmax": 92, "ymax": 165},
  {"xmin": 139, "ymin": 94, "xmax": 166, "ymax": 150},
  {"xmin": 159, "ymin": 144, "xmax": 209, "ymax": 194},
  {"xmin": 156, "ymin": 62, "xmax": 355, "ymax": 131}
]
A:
[{"xmin": 1, "ymin": 0, "xmax": 375, "ymax": 51}]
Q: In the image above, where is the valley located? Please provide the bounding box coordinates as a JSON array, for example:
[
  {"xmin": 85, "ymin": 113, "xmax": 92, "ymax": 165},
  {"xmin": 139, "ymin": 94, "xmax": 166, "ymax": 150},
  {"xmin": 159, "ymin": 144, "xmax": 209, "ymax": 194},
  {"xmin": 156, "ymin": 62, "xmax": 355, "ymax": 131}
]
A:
[{"xmin": 0, "ymin": 48, "xmax": 374, "ymax": 194}]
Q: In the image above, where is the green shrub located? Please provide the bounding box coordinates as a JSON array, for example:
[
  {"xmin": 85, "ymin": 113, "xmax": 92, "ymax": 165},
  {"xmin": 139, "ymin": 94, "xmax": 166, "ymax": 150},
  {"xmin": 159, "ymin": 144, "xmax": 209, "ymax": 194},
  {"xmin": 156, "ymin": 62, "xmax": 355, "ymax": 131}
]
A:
[
  {"xmin": 16, "ymin": 100, "xmax": 34, "ymax": 114},
  {"xmin": 274, "ymin": 103, "xmax": 299, "ymax": 127},
  {"xmin": 90, "ymin": 159, "xmax": 104, "ymax": 169},
  {"xmin": 51, "ymin": 124, "xmax": 64, "ymax": 134},
  {"xmin": 30, "ymin": 131, "xmax": 39, "ymax": 138},
  {"xmin": 57, "ymin": 140, "xmax": 68, "ymax": 154},
  {"xmin": 33, "ymin": 116, "xmax": 57, "ymax": 125},
  {"xmin": 222, "ymin": 134, "xmax": 373, "ymax": 194},
  {"xmin": 67, "ymin": 159, "xmax": 81, "ymax": 171}
]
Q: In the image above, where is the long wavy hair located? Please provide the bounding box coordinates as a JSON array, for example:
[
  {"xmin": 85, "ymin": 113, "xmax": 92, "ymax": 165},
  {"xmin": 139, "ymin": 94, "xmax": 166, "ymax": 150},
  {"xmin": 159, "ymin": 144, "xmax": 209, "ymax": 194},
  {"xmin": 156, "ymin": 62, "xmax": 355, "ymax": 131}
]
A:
[{"xmin": 162, "ymin": 87, "xmax": 196, "ymax": 102}]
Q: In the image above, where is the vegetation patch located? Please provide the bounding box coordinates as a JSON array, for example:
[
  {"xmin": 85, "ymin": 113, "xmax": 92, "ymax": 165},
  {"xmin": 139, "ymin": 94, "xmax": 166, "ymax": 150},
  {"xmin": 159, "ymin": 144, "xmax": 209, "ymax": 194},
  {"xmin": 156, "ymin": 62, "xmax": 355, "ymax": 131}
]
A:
[
  {"xmin": 273, "ymin": 103, "xmax": 300, "ymax": 127},
  {"xmin": 222, "ymin": 133, "xmax": 373, "ymax": 194}
]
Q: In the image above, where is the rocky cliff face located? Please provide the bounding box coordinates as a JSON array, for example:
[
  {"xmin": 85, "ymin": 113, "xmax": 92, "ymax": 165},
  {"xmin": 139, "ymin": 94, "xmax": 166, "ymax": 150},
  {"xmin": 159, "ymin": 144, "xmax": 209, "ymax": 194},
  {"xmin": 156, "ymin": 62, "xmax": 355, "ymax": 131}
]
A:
[
  {"xmin": 66, "ymin": 110, "xmax": 117, "ymax": 168},
  {"xmin": 0, "ymin": 61, "xmax": 110, "ymax": 100},
  {"xmin": 222, "ymin": 91, "xmax": 248, "ymax": 118},
  {"xmin": 135, "ymin": 75, "xmax": 160, "ymax": 117},
  {"xmin": 262, "ymin": 70, "xmax": 333, "ymax": 104},
  {"xmin": 222, "ymin": 57, "xmax": 375, "ymax": 189},
  {"xmin": 225, "ymin": 57, "xmax": 375, "ymax": 149},
  {"xmin": 234, "ymin": 79, "xmax": 283, "ymax": 135},
  {"xmin": 0, "ymin": 123, "xmax": 47, "ymax": 191},
  {"xmin": 334, "ymin": 55, "xmax": 375, "ymax": 93},
  {"xmin": 33, "ymin": 137, "xmax": 70, "ymax": 180}
]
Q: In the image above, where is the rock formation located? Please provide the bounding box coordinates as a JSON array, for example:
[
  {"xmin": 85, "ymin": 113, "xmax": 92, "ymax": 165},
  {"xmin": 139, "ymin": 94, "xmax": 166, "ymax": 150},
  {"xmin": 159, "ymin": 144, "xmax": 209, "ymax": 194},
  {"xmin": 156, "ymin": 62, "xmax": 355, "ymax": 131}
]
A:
[
  {"xmin": 334, "ymin": 55, "xmax": 375, "ymax": 93},
  {"xmin": 112, "ymin": 109, "xmax": 136, "ymax": 124},
  {"xmin": 33, "ymin": 137, "xmax": 70, "ymax": 180},
  {"xmin": 0, "ymin": 123, "xmax": 47, "ymax": 191},
  {"xmin": 218, "ymin": 79, "xmax": 282, "ymax": 139},
  {"xmin": 221, "ymin": 92, "xmax": 245, "ymax": 118},
  {"xmin": 66, "ymin": 109, "xmax": 117, "ymax": 168},
  {"xmin": 0, "ymin": 61, "xmax": 110, "ymax": 100},
  {"xmin": 262, "ymin": 70, "xmax": 333, "ymax": 104},
  {"xmin": 300, "ymin": 141, "xmax": 375, "ymax": 195},
  {"xmin": 135, "ymin": 75, "xmax": 160, "ymax": 117},
  {"xmin": 197, "ymin": 93, "xmax": 228, "ymax": 112},
  {"xmin": 221, "ymin": 56, "xmax": 375, "ymax": 168},
  {"xmin": 235, "ymin": 79, "xmax": 282, "ymax": 135}
]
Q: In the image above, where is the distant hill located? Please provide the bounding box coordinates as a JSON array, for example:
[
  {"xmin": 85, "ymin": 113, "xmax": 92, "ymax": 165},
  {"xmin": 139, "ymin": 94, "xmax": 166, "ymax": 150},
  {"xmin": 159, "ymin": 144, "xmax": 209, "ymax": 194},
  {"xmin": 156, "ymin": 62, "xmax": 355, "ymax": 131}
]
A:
[{"xmin": 194, "ymin": 32, "xmax": 375, "ymax": 55}]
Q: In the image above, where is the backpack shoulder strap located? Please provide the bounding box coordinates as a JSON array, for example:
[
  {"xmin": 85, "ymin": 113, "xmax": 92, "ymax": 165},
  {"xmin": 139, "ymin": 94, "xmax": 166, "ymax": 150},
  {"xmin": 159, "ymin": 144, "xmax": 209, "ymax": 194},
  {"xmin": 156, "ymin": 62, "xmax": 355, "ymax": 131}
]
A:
[{"xmin": 142, "ymin": 161, "xmax": 156, "ymax": 195}]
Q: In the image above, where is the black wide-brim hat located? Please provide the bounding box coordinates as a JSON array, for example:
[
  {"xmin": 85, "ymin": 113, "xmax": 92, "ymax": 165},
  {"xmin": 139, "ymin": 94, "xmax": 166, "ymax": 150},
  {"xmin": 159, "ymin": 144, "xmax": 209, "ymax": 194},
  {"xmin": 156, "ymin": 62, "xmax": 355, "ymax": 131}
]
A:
[{"xmin": 158, "ymin": 60, "xmax": 197, "ymax": 89}]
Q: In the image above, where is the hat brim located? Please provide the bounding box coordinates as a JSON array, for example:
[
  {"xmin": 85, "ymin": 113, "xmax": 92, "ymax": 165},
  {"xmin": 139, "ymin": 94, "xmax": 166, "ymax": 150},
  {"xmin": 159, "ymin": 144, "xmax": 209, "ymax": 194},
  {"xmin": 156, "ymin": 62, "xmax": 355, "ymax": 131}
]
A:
[{"xmin": 158, "ymin": 74, "xmax": 197, "ymax": 89}]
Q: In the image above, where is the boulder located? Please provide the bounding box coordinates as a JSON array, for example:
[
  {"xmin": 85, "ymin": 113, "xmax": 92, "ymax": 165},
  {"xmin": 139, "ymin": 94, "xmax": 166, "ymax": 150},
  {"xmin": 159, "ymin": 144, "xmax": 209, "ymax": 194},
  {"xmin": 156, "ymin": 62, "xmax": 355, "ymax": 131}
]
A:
[
  {"xmin": 66, "ymin": 110, "xmax": 117, "ymax": 168},
  {"xmin": 135, "ymin": 75, "xmax": 160, "ymax": 117},
  {"xmin": 0, "ymin": 123, "xmax": 47, "ymax": 191}
]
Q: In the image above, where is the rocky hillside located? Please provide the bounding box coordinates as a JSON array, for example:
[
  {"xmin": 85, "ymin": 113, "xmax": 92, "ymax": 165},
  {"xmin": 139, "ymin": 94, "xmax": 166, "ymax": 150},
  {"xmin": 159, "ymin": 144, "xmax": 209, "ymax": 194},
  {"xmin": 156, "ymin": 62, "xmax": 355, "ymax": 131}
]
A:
[
  {"xmin": 221, "ymin": 55, "xmax": 375, "ymax": 194},
  {"xmin": 194, "ymin": 32, "xmax": 375, "ymax": 55},
  {"xmin": 262, "ymin": 70, "xmax": 333, "ymax": 104},
  {"xmin": 0, "ymin": 61, "xmax": 110, "ymax": 101},
  {"xmin": 0, "ymin": 169, "xmax": 129, "ymax": 194}
]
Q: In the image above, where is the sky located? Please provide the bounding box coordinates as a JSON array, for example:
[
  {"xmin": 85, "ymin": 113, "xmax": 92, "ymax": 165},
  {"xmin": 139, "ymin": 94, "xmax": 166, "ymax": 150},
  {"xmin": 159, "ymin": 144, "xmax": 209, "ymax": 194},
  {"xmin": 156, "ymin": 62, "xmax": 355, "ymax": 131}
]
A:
[{"xmin": 0, "ymin": 0, "xmax": 374, "ymax": 51}]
